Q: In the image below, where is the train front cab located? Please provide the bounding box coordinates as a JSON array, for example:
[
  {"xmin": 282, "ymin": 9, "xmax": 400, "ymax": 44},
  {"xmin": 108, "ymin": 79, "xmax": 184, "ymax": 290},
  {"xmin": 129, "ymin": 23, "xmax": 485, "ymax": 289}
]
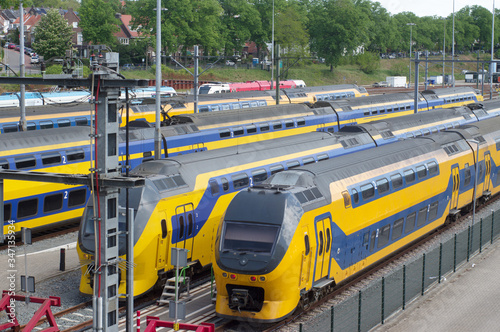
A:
[{"xmin": 214, "ymin": 188, "xmax": 306, "ymax": 323}]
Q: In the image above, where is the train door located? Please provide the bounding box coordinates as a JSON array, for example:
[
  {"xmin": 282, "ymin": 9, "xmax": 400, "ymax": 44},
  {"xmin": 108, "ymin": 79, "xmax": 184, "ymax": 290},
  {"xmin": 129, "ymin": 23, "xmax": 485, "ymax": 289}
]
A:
[
  {"xmin": 299, "ymin": 224, "xmax": 313, "ymax": 290},
  {"xmin": 175, "ymin": 204, "xmax": 194, "ymax": 261},
  {"xmin": 314, "ymin": 217, "xmax": 331, "ymax": 282},
  {"xmin": 483, "ymin": 152, "xmax": 491, "ymax": 194},
  {"xmin": 450, "ymin": 166, "xmax": 460, "ymax": 212}
]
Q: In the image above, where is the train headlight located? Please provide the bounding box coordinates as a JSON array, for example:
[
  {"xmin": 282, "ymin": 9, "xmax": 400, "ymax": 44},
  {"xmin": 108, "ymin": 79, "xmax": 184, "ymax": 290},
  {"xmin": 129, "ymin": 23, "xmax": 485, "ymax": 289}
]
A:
[
  {"xmin": 222, "ymin": 272, "xmax": 228, "ymax": 278},
  {"xmin": 259, "ymin": 276, "xmax": 266, "ymax": 282}
]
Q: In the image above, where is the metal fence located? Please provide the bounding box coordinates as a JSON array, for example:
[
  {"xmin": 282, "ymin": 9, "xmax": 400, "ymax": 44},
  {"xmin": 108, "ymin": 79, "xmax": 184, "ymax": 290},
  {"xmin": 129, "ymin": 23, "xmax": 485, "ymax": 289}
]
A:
[{"xmin": 299, "ymin": 210, "xmax": 500, "ymax": 332}]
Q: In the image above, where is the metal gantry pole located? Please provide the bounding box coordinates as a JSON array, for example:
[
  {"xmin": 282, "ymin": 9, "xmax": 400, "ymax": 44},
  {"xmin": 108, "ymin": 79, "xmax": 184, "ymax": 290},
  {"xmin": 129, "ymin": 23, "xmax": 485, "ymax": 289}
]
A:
[
  {"xmin": 154, "ymin": 0, "xmax": 162, "ymax": 160},
  {"xmin": 19, "ymin": 1, "xmax": 26, "ymax": 131},
  {"xmin": 452, "ymin": 0, "xmax": 455, "ymax": 87},
  {"xmin": 194, "ymin": 45, "xmax": 199, "ymax": 113},
  {"xmin": 414, "ymin": 52, "xmax": 420, "ymax": 113},
  {"xmin": 490, "ymin": 0, "xmax": 495, "ymax": 100},
  {"xmin": 443, "ymin": 19, "xmax": 446, "ymax": 88}
]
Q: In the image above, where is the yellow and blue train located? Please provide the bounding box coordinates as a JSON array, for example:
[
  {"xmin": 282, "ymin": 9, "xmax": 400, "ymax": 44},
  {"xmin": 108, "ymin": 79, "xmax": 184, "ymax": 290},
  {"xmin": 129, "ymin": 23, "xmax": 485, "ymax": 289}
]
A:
[
  {"xmin": 213, "ymin": 113, "xmax": 500, "ymax": 323},
  {"xmin": 77, "ymin": 100, "xmax": 498, "ymax": 297},
  {"xmin": 4, "ymin": 90, "xmax": 469, "ymax": 235}
]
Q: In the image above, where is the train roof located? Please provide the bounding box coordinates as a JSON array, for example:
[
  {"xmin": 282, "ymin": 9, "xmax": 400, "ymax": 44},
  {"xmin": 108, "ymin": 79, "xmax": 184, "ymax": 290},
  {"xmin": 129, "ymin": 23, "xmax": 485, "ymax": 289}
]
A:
[
  {"xmin": 284, "ymin": 84, "xmax": 359, "ymax": 93},
  {"xmin": 165, "ymin": 90, "xmax": 282, "ymax": 104},
  {"xmin": 168, "ymin": 103, "xmax": 318, "ymax": 130},
  {"xmin": 0, "ymin": 103, "xmax": 91, "ymax": 118},
  {"xmin": 422, "ymin": 86, "xmax": 478, "ymax": 96},
  {"xmin": 131, "ymin": 130, "xmax": 372, "ymax": 190}
]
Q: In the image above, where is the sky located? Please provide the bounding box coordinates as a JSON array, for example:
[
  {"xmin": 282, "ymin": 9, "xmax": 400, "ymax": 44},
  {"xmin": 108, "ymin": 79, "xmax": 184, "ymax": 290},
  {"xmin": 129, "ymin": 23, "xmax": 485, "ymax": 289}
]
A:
[{"xmin": 375, "ymin": 0, "xmax": 495, "ymax": 18}]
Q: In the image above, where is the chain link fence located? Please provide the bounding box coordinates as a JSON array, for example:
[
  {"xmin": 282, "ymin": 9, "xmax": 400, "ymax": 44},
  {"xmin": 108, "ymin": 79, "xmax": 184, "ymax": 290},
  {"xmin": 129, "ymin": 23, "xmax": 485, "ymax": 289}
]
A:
[{"xmin": 299, "ymin": 209, "xmax": 500, "ymax": 332}]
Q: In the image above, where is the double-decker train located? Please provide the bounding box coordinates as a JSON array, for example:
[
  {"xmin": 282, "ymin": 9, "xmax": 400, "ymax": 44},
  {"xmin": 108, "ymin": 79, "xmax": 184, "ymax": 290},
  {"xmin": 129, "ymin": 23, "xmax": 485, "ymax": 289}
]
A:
[
  {"xmin": 213, "ymin": 114, "xmax": 500, "ymax": 323},
  {"xmin": 0, "ymin": 84, "xmax": 369, "ymax": 133},
  {"xmin": 4, "ymin": 89, "xmax": 476, "ymax": 235},
  {"xmin": 77, "ymin": 100, "xmax": 499, "ymax": 297}
]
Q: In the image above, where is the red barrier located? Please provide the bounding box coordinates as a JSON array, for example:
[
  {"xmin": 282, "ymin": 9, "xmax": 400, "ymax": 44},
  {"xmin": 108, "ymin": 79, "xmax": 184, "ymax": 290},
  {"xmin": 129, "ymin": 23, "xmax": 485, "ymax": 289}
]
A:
[
  {"xmin": 144, "ymin": 316, "xmax": 215, "ymax": 332},
  {"xmin": 1, "ymin": 290, "xmax": 61, "ymax": 332},
  {"xmin": 137, "ymin": 310, "xmax": 141, "ymax": 332}
]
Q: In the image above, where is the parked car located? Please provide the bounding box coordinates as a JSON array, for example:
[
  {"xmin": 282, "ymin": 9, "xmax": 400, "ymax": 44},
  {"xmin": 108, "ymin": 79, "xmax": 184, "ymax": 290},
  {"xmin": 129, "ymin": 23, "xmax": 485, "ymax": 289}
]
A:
[
  {"xmin": 225, "ymin": 60, "xmax": 235, "ymax": 66},
  {"xmin": 30, "ymin": 55, "xmax": 39, "ymax": 64},
  {"xmin": 122, "ymin": 63, "xmax": 135, "ymax": 70},
  {"xmin": 7, "ymin": 43, "xmax": 15, "ymax": 49},
  {"xmin": 372, "ymin": 81, "xmax": 389, "ymax": 88}
]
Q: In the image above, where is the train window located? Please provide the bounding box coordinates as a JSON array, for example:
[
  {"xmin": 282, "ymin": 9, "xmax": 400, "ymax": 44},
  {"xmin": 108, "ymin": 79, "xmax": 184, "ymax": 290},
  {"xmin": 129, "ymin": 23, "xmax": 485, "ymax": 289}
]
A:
[
  {"xmin": 404, "ymin": 169, "xmax": 416, "ymax": 184},
  {"xmin": 246, "ymin": 125, "xmax": 257, "ymax": 134},
  {"xmin": 222, "ymin": 104, "xmax": 230, "ymax": 111},
  {"xmin": 161, "ymin": 219, "xmax": 167, "ymax": 239},
  {"xmin": 429, "ymin": 202, "xmax": 439, "ymax": 221},
  {"xmin": 417, "ymin": 206, "xmax": 428, "ymax": 227},
  {"xmin": 259, "ymin": 123, "xmax": 270, "ymax": 132},
  {"xmin": 233, "ymin": 127, "xmax": 244, "ymax": 136},
  {"xmin": 379, "ymin": 108, "xmax": 385, "ymax": 114},
  {"xmin": 3, "ymin": 124, "xmax": 18, "ymax": 133},
  {"xmin": 285, "ymin": 120, "xmax": 294, "ymax": 128},
  {"xmin": 57, "ymin": 119, "xmax": 71, "ymax": 127},
  {"xmin": 40, "ymin": 120, "xmax": 54, "ymax": 129},
  {"xmin": 270, "ymin": 164, "xmax": 284, "ymax": 175},
  {"xmin": 250, "ymin": 101, "xmax": 258, "ymax": 107},
  {"xmin": 369, "ymin": 231, "xmax": 376, "ymax": 252},
  {"xmin": 173, "ymin": 175, "xmax": 186, "ymax": 187},
  {"xmin": 188, "ymin": 214, "xmax": 194, "ymax": 236},
  {"xmin": 304, "ymin": 234, "xmax": 310, "ymax": 256},
  {"xmin": 377, "ymin": 225, "xmax": 391, "ymax": 248},
  {"xmin": 67, "ymin": 149, "xmax": 85, "ymax": 161},
  {"xmin": 404, "ymin": 212, "xmax": 416, "ymax": 234},
  {"xmin": 464, "ymin": 164, "xmax": 471, "ymax": 186},
  {"xmin": 219, "ymin": 129, "xmax": 231, "ymax": 138},
  {"xmin": 272, "ymin": 121, "xmax": 282, "ymax": 130},
  {"xmin": 179, "ymin": 216, "xmax": 184, "ymax": 239},
  {"xmin": 431, "ymin": 127, "xmax": 438, "ymax": 134},
  {"xmin": 43, "ymin": 193, "xmax": 63, "ymax": 213},
  {"xmin": 351, "ymin": 189, "xmax": 359, "ymax": 204},
  {"xmin": 232, "ymin": 173, "xmax": 249, "ymax": 189},
  {"xmin": 221, "ymin": 178, "xmax": 229, "ymax": 192},
  {"xmin": 438, "ymin": 125, "xmax": 446, "ymax": 131},
  {"xmin": 209, "ymin": 179, "xmax": 219, "ymax": 196},
  {"xmin": 231, "ymin": 103, "xmax": 241, "ymax": 109},
  {"xmin": 326, "ymin": 228, "xmax": 331, "ymax": 253},
  {"xmin": 297, "ymin": 118, "xmax": 305, "ymax": 126},
  {"xmin": 364, "ymin": 112, "xmax": 370, "ymax": 116},
  {"xmin": 362, "ymin": 232, "xmax": 369, "ymax": 248},
  {"xmin": 376, "ymin": 178, "xmax": 389, "ymax": 194},
  {"xmin": 211, "ymin": 105, "xmax": 220, "ymax": 112},
  {"xmin": 17, "ymin": 198, "xmax": 38, "ymax": 219},
  {"xmin": 42, "ymin": 152, "xmax": 62, "ymax": 166},
  {"xmin": 416, "ymin": 165, "xmax": 427, "ymax": 179},
  {"xmin": 422, "ymin": 129, "xmax": 430, "ymax": 136},
  {"xmin": 222, "ymin": 221, "xmax": 279, "ymax": 253},
  {"xmin": 258, "ymin": 101, "xmax": 267, "ymax": 106},
  {"xmin": 143, "ymin": 151, "xmax": 152, "ymax": 158},
  {"xmin": 286, "ymin": 160, "xmax": 300, "ymax": 169},
  {"xmin": 4, "ymin": 203, "xmax": 11, "ymax": 221},
  {"xmin": 360, "ymin": 183, "xmax": 375, "ymax": 200},
  {"xmin": 427, "ymin": 162, "xmax": 438, "ymax": 175},
  {"xmin": 199, "ymin": 106, "xmax": 209, "ymax": 113},
  {"xmin": 76, "ymin": 117, "xmax": 88, "ymax": 126},
  {"xmin": 303, "ymin": 157, "xmax": 315, "ymax": 165},
  {"xmin": 392, "ymin": 218, "xmax": 404, "ymax": 240},
  {"xmin": 317, "ymin": 154, "xmax": 329, "ymax": 161},
  {"xmin": 242, "ymin": 102, "xmax": 250, "ymax": 108},
  {"xmin": 15, "ymin": 156, "xmax": 36, "ymax": 169},
  {"xmin": 251, "ymin": 169, "xmax": 267, "ymax": 184},
  {"xmin": 68, "ymin": 188, "xmax": 87, "ymax": 207},
  {"xmin": 406, "ymin": 133, "xmax": 414, "ymax": 139},
  {"xmin": 0, "ymin": 159, "xmax": 9, "ymax": 169},
  {"xmin": 27, "ymin": 122, "xmax": 36, "ymax": 131},
  {"xmin": 318, "ymin": 231, "xmax": 324, "ymax": 255},
  {"xmin": 342, "ymin": 191, "xmax": 351, "ymax": 208}
]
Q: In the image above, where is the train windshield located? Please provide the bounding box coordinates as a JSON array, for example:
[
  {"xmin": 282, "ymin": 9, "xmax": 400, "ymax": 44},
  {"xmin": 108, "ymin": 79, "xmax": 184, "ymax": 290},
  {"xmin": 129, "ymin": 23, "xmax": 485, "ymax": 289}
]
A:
[
  {"xmin": 82, "ymin": 206, "xmax": 127, "ymax": 236},
  {"xmin": 222, "ymin": 221, "xmax": 279, "ymax": 254},
  {"xmin": 199, "ymin": 86, "xmax": 212, "ymax": 94}
]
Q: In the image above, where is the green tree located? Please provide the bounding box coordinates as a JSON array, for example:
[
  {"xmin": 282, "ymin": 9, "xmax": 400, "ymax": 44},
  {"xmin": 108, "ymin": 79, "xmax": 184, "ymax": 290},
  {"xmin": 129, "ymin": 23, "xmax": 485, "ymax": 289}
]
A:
[
  {"xmin": 127, "ymin": 0, "xmax": 223, "ymax": 58},
  {"xmin": 309, "ymin": 0, "xmax": 369, "ymax": 71},
  {"xmin": 32, "ymin": 9, "xmax": 74, "ymax": 60},
  {"xmin": 32, "ymin": 0, "xmax": 81, "ymax": 10},
  {"xmin": 79, "ymin": 0, "xmax": 121, "ymax": 45}
]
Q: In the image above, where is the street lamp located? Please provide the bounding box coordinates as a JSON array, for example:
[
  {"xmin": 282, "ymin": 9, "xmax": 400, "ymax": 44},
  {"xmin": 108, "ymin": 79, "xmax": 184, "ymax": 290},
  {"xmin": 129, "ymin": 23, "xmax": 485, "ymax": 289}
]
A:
[
  {"xmin": 271, "ymin": 0, "xmax": 275, "ymax": 90},
  {"xmin": 407, "ymin": 23, "xmax": 416, "ymax": 88},
  {"xmin": 443, "ymin": 18, "xmax": 446, "ymax": 88}
]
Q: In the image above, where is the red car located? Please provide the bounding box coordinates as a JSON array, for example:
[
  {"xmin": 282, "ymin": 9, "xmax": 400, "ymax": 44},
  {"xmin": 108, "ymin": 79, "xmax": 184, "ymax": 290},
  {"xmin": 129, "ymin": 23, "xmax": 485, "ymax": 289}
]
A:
[
  {"xmin": 15, "ymin": 45, "xmax": 20, "ymax": 51},
  {"xmin": 7, "ymin": 43, "xmax": 15, "ymax": 49}
]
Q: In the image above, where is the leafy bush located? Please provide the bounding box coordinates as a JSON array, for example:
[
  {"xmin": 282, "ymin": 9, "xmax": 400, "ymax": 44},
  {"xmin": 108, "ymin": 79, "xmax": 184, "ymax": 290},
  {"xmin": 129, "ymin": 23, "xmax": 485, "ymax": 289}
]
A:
[{"xmin": 355, "ymin": 52, "xmax": 380, "ymax": 74}]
